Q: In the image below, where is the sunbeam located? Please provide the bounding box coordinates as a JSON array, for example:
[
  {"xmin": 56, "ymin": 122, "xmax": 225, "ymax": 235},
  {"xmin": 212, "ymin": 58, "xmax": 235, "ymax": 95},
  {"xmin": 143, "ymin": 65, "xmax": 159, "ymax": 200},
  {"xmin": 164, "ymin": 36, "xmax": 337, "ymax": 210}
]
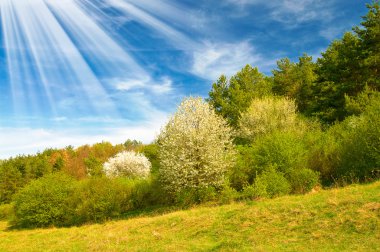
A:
[
  {"xmin": 0, "ymin": 0, "xmax": 176, "ymax": 120},
  {"xmin": 105, "ymin": 0, "xmax": 196, "ymax": 50},
  {"xmin": 1, "ymin": 0, "xmax": 39, "ymax": 115},
  {"xmin": 12, "ymin": 0, "xmax": 120, "ymax": 116},
  {"xmin": 46, "ymin": 0, "xmax": 147, "ymax": 80}
]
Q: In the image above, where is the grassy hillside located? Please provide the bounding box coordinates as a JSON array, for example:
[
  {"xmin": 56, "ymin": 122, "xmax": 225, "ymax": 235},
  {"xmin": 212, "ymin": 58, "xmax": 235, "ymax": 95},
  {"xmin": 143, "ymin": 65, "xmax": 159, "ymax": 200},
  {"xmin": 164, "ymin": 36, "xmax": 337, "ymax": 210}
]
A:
[{"xmin": 0, "ymin": 182, "xmax": 379, "ymax": 252}]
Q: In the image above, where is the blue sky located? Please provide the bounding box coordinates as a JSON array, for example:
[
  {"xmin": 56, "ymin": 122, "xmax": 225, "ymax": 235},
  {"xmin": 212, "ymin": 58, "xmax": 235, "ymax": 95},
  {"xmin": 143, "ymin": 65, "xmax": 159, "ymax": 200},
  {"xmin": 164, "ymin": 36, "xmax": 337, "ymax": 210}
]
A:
[{"xmin": 0, "ymin": 0, "xmax": 369, "ymax": 158}]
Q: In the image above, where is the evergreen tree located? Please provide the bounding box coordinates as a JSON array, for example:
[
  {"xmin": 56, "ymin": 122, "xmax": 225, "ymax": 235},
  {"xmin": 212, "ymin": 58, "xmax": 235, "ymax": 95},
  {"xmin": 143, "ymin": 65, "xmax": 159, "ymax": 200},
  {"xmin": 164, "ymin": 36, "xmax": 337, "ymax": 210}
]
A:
[{"xmin": 208, "ymin": 65, "xmax": 272, "ymax": 127}]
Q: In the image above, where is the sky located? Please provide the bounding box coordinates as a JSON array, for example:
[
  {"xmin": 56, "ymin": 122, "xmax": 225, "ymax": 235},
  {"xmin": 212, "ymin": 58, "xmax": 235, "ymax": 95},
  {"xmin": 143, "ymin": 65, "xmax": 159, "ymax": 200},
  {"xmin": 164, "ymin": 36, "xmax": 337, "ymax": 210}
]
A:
[{"xmin": 0, "ymin": 0, "xmax": 369, "ymax": 158}]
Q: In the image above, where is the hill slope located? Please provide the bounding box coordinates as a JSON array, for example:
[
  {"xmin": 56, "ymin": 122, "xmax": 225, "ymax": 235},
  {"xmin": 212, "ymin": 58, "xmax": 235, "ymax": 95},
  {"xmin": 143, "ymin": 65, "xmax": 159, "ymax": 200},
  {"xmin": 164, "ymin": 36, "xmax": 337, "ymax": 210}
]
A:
[{"xmin": 1, "ymin": 182, "xmax": 379, "ymax": 251}]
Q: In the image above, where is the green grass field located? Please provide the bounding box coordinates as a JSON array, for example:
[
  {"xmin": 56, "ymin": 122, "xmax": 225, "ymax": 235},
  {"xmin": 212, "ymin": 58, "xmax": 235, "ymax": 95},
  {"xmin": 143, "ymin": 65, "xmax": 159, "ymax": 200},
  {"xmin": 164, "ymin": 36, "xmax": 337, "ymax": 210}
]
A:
[{"xmin": 0, "ymin": 182, "xmax": 379, "ymax": 252}]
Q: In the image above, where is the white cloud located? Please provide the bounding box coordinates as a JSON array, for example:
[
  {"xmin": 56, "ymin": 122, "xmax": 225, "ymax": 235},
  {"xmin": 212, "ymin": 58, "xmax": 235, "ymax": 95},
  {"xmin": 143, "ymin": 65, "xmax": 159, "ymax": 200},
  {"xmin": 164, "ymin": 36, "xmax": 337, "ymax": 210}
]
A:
[
  {"xmin": 225, "ymin": 0, "xmax": 334, "ymax": 26},
  {"xmin": 0, "ymin": 114, "xmax": 169, "ymax": 159},
  {"xmin": 52, "ymin": 117, "xmax": 68, "ymax": 122},
  {"xmin": 150, "ymin": 77, "xmax": 173, "ymax": 94},
  {"xmin": 191, "ymin": 41, "xmax": 268, "ymax": 80},
  {"xmin": 113, "ymin": 76, "xmax": 173, "ymax": 95},
  {"xmin": 105, "ymin": 0, "xmax": 196, "ymax": 49},
  {"xmin": 224, "ymin": 0, "xmax": 253, "ymax": 6},
  {"xmin": 319, "ymin": 26, "xmax": 347, "ymax": 41}
]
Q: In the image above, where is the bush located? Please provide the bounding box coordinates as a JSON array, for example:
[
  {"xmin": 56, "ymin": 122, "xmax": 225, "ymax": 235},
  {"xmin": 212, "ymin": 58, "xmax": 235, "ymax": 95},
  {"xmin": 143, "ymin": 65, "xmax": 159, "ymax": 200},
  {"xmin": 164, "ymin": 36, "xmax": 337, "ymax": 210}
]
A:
[
  {"xmin": 229, "ymin": 145, "xmax": 257, "ymax": 191},
  {"xmin": 12, "ymin": 174, "xmax": 166, "ymax": 227},
  {"xmin": 242, "ymin": 184, "xmax": 266, "ymax": 199},
  {"xmin": 129, "ymin": 177, "xmax": 171, "ymax": 209},
  {"xmin": 69, "ymin": 177, "xmax": 170, "ymax": 225},
  {"xmin": 158, "ymin": 97, "xmax": 235, "ymax": 196},
  {"xmin": 254, "ymin": 169, "xmax": 291, "ymax": 198},
  {"xmin": 0, "ymin": 162, "xmax": 23, "ymax": 204},
  {"xmin": 12, "ymin": 173, "xmax": 76, "ymax": 228},
  {"xmin": 0, "ymin": 204, "xmax": 13, "ymax": 221},
  {"xmin": 103, "ymin": 151, "xmax": 151, "ymax": 179},
  {"xmin": 250, "ymin": 131, "xmax": 308, "ymax": 175},
  {"xmin": 337, "ymin": 98, "xmax": 380, "ymax": 181},
  {"xmin": 287, "ymin": 168, "xmax": 319, "ymax": 194},
  {"xmin": 218, "ymin": 185, "xmax": 239, "ymax": 204},
  {"xmin": 242, "ymin": 169, "xmax": 291, "ymax": 199},
  {"xmin": 238, "ymin": 97, "xmax": 299, "ymax": 143},
  {"xmin": 306, "ymin": 128, "xmax": 342, "ymax": 184},
  {"xmin": 175, "ymin": 187, "xmax": 218, "ymax": 207},
  {"xmin": 311, "ymin": 96, "xmax": 380, "ymax": 183},
  {"xmin": 67, "ymin": 177, "xmax": 134, "ymax": 225},
  {"xmin": 141, "ymin": 144, "xmax": 160, "ymax": 174}
]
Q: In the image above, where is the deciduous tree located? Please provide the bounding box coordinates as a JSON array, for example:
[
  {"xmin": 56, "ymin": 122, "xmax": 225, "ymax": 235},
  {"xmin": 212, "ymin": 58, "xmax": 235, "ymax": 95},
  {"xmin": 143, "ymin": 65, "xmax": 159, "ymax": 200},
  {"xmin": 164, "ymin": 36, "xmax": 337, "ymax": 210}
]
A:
[
  {"xmin": 158, "ymin": 97, "xmax": 235, "ymax": 194},
  {"xmin": 208, "ymin": 65, "xmax": 272, "ymax": 127}
]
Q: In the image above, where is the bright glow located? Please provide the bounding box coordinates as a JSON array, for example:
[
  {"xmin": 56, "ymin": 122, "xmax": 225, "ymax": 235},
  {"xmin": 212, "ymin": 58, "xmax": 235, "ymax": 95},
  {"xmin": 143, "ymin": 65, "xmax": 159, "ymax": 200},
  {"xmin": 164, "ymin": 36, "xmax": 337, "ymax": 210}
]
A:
[{"xmin": 0, "ymin": 0, "xmax": 172, "ymax": 118}]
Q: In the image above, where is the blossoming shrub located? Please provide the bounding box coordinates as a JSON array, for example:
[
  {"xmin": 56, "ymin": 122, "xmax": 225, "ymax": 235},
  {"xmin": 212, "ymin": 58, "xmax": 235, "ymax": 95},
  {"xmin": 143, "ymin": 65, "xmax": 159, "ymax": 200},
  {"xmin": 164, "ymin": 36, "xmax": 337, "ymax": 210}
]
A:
[
  {"xmin": 103, "ymin": 151, "xmax": 151, "ymax": 179},
  {"xmin": 158, "ymin": 97, "xmax": 235, "ymax": 197},
  {"xmin": 238, "ymin": 97, "xmax": 299, "ymax": 143}
]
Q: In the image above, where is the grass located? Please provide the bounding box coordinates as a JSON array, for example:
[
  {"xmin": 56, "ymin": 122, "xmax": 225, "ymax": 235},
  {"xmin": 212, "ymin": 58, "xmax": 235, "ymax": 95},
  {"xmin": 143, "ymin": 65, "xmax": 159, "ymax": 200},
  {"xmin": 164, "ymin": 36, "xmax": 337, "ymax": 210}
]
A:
[{"xmin": 0, "ymin": 182, "xmax": 379, "ymax": 252}]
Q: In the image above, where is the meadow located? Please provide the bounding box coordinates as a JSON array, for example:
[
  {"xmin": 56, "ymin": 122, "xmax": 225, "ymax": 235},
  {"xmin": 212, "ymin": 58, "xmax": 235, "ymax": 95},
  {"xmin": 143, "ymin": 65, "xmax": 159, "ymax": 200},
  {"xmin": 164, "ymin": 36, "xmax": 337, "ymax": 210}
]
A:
[{"xmin": 0, "ymin": 181, "xmax": 379, "ymax": 252}]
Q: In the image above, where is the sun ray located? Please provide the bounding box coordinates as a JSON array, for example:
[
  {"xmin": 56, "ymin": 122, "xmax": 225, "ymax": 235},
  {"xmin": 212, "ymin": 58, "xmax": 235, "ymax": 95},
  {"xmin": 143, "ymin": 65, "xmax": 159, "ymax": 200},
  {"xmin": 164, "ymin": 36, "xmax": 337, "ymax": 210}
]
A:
[
  {"xmin": 45, "ymin": 0, "xmax": 148, "ymax": 83},
  {"xmin": 1, "ymin": 0, "xmax": 120, "ymax": 117},
  {"xmin": 1, "ymin": 0, "xmax": 39, "ymax": 115},
  {"xmin": 105, "ymin": 0, "xmax": 196, "ymax": 50}
]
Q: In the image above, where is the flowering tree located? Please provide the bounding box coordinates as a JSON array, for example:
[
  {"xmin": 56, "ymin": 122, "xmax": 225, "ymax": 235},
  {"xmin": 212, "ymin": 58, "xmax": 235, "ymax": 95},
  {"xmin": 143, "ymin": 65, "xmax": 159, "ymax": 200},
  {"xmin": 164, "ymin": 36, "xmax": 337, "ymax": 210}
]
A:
[
  {"xmin": 103, "ymin": 151, "xmax": 151, "ymax": 178},
  {"xmin": 158, "ymin": 97, "xmax": 235, "ymax": 194},
  {"xmin": 238, "ymin": 97, "xmax": 299, "ymax": 142}
]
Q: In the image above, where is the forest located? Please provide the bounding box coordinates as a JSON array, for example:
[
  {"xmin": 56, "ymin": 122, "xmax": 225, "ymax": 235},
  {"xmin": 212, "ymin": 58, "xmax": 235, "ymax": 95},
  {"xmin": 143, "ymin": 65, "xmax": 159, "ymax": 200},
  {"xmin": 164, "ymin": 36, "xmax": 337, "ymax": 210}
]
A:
[{"xmin": 0, "ymin": 2, "xmax": 379, "ymax": 229}]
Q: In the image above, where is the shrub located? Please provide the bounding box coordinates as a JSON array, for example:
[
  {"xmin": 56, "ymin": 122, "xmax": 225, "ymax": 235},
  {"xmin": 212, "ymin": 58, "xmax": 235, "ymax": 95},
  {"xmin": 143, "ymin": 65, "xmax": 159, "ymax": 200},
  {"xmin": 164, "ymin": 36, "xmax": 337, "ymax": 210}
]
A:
[
  {"xmin": 129, "ymin": 177, "xmax": 171, "ymax": 209},
  {"xmin": 345, "ymin": 86, "xmax": 380, "ymax": 116},
  {"xmin": 67, "ymin": 177, "xmax": 134, "ymax": 225},
  {"xmin": 85, "ymin": 156, "xmax": 104, "ymax": 177},
  {"xmin": 253, "ymin": 169, "xmax": 291, "ymax": 198},
  {"xmin": 141, "ymin": 144, "xmax": 160, "ymax": 174},
  {"xmin": 229, "ymin": 145, "xmax": 262, "ymax": 191},
  {"xmin": 242, "ymin": 168, "xmax": 291, "ymax": 199},
  {"xmin": 218, "ymin": 185, "xmax": 239, "ymax": 204},
  {"xmin": 0, "ymin": 162, "xmax": 23, "ymax": 204},
  {"xmin": 287, "ymin": 168, "xmax": 319, "ymax": 194},
  {"xmin": 306, "ymin": 128, "xmax": 342, "ymax": 184},
  {"xmin": 238, "ymin": 97, "xmax": 299, "ymax": 143},
  {"xmin": 242, "ymin": 184, "xmax": 267, "ymax": 199},
  {"xmin": 251, "ymin": 131, "xmax": 308, "ymax": 175},
  {"xmin": 103, "ymin": 151, "xmax": 151, "ymax": 179},
  {"xmin": 0, "ymin": 204, "xmax": 13, "ymax": 221},
  {"xmin": 175, "ymin": 187, "xmax": 218, "ymax": 207},
  {"xmin": 12, "ymin": 173, "xmax": 76, "ymax": 228},
  {"xmin": 158, "ymin": 97, "xmax": 235, "ymax": 196},
  {"xmin": 337, "ymin": 97, "xmax": 380, "ymax": 181}
]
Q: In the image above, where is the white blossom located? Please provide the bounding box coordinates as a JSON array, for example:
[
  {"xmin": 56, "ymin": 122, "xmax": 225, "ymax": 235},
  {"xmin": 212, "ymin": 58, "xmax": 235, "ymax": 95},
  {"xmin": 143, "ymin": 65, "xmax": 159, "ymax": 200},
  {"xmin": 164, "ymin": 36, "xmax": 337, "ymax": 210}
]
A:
[
  {"xmin": 103, "ymin": 151, "xmax": 151, "ymax": 178},
  {"xmin": 238, "ymin": 97, "xmax": 299, "ymax": 142},
  {"xmin": 158, "ymin": 97, "xmax": 235, "ymax": 194}
]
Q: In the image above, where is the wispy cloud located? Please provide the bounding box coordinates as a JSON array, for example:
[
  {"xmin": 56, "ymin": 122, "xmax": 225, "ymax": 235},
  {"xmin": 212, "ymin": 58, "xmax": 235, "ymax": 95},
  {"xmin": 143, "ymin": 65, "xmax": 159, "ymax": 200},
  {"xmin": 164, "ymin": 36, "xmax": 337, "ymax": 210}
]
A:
[
  {"xmin": 105, "ymin": 0, "xmax": 196, "ymax": 49},
  {"xmin": 0, "ymin": 113, "xmax": 168, "ymax": 159},
  {"xmin": 191, "ymin": 41, "xmax": 271, "ymax": 80},
  {"xmin": 319, "ymin": 25, "xmax": 348, "ymax": 41},
  {"xmin": 114, "ymin": 76, "xmax": 173, "ymax": 94},
  {"xmin": 224, "ymin": 0, "xmax": 335, "ymax": 26}
]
